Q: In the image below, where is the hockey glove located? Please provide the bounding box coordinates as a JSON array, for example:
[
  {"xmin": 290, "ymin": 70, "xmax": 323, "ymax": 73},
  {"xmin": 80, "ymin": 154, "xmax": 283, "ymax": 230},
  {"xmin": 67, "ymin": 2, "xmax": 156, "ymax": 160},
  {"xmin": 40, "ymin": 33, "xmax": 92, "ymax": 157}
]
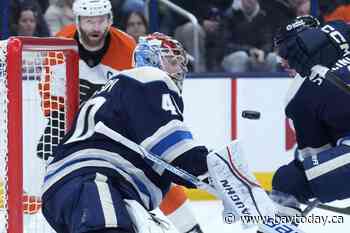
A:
[
  {"xmin": 279, "ymin": 28, "xmax": 343, "ymax": 77},
  {"xmin": 278, "ymin": 34, "xmax": 314, "ymax": 77}
]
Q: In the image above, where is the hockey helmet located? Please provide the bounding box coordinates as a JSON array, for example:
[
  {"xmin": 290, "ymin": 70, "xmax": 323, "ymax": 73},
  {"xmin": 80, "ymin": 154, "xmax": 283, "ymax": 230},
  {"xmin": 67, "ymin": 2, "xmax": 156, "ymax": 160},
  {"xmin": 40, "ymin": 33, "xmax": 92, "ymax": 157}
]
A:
[
  {"xmin": 133, "ymin": 32, "xmax": 188, "ymax": 92},
  {"xmin": 274, "ymin": 15, "xmax": 320, "ymax": 48},
  {"xmin": 73, "ymin": 0, "xmax": 112, "ymax": 18}
]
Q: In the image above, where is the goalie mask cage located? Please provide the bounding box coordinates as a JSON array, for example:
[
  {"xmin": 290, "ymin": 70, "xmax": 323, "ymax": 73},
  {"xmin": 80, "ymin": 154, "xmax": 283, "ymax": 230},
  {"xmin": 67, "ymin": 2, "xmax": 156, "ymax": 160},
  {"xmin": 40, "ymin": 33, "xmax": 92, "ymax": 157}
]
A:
[{"xmin": 0, "ymin": 37, "xmax": 79, "ymax": 233}]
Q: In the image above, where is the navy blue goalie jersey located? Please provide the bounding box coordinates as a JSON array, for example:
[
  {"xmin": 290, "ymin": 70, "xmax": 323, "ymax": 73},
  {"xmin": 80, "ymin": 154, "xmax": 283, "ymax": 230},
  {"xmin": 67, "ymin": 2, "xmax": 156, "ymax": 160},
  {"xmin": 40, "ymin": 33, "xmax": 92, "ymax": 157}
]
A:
[
  {"xmin": 42, "ymin": 66, "xmax": 208, "ymax": 210},
  {"xmin": 285, "ymin": 69, "xmax": 350, "ymax": 160}
]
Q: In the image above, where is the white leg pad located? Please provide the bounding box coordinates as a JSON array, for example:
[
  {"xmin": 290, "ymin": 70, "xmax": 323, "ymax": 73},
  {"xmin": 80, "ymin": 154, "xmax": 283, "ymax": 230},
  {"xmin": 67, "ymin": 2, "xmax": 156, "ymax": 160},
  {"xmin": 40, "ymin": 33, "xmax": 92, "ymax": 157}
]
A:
[{"xmin": 207, "ymin": 140, "xmax": 277, "ymax": 227}]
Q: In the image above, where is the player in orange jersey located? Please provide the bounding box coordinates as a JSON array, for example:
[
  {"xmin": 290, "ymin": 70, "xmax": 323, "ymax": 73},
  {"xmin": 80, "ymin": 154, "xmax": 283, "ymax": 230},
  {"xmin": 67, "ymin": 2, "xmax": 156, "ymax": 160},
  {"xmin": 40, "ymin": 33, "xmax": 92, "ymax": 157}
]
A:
[
  {"xmin": 37, "ymin": 0, "xmax": 136, "ymax": 160},
  {"xmin": 48, "ymin": 0, "xmax": 136, "ymax": 104}
]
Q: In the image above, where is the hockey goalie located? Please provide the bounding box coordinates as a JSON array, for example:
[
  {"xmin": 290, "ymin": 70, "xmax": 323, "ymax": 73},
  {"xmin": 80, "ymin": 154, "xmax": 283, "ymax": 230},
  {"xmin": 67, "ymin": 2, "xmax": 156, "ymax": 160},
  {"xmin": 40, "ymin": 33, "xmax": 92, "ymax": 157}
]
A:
[{"xmin": 40, "ymin": 33, "xmax": 305, "ymax": 233}]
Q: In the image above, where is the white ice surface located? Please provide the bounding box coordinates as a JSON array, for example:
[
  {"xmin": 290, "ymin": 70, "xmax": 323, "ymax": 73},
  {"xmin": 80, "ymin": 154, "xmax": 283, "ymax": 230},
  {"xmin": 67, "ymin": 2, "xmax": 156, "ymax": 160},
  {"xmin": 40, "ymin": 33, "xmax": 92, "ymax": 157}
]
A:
[
  {"xmin": 189, "ymin": 200, "xmax": 349, "ymax": 233},
  {"xmin": 23, "ymin": 200, "xmax": 349, "ymax": 233}
]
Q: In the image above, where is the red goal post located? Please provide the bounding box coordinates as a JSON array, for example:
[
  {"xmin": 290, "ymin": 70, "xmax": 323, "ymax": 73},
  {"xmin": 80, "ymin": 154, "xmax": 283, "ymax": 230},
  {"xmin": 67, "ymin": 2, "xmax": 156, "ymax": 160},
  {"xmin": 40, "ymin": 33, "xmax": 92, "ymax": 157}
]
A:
[{"xmin": 0, "ymin": 37, "xmax": 79, "ymax": 233}]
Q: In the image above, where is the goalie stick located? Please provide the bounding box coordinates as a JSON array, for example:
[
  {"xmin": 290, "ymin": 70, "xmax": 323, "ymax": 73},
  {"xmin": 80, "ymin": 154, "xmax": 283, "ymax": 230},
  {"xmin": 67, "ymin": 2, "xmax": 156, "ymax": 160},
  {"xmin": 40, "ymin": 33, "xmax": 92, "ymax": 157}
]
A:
[
  {"xmin": 95, "ymin": 122, "xmax": 350, "ymax": 218},
  {"xmin": 140, "ymin": 143, "xmax": 310, "ymax": 233},
  {"xmin": 302, "ymin": 199, "xmax": 350, "ymax": 216},
  {"xmin": 95, "ymin": 123, "xmax": 308, "ymax": 232},
  {"xmin": 316, "ymin": 203, "xmax": 350, "ymax": 215},
  {"xmin": 140, "ymin": 146, "xmax": 350, "ymax": 231},
  {"xmin": 139, "ymin": 145, "xmax": 318, "ymax": 217},
  {"xmin": 302, "ymin": 199, "xmax": 320, "ymax": 217},
  {"xmin": 95, "ymin": 122, "xmax": 216, "ymax": 193}
]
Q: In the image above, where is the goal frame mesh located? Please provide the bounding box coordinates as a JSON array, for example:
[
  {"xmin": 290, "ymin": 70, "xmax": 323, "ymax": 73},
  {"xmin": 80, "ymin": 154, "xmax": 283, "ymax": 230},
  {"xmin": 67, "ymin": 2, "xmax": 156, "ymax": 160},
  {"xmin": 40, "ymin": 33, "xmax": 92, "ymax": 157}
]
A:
[{"xmin": 3, "ymin": 36, "xmax": 79, "ymax": 233}]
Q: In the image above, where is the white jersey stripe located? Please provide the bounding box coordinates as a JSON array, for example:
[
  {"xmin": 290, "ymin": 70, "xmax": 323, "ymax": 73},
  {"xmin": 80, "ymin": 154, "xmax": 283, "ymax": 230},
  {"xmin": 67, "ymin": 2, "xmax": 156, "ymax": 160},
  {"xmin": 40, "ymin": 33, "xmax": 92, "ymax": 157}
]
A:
[
  {"xmin": 94, "ymin": 173, "xmax": 118, "ymax": 227},
  {"xmin": 42, "ymin": 159, "xmax": 151, "ymax": 209},
  {"xmin": 95, "ymin": 122, "xmax": 200, "ymax": 176},
  {"xmin": 43, "ymin": 148, "xmax": 163, "ymax": 209},
  {"xmin": 305, "ymin": 152, "xmax": 350, "ymax": 180},
  {"xmin": 141, "ymin": 119, "xmax": 191, "ymax": 150}
]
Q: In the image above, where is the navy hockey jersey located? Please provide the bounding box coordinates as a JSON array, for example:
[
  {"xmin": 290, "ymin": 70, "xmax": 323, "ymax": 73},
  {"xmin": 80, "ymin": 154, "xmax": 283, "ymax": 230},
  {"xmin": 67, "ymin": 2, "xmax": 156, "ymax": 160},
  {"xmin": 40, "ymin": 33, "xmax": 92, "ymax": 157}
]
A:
[
  {"xmin": 42, "ymin": 67, "xmax": 209, "ymax": 210},
  {"xmin": 285, "ymin": 65, "xmax": 350, "ymax": 160}
]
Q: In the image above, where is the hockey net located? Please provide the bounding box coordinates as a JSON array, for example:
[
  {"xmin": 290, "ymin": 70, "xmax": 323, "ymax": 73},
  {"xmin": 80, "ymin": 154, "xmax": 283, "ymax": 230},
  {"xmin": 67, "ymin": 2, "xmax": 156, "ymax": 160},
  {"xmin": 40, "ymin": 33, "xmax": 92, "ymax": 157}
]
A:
[{"xmin": 0, "ymin": 37, "xmax": 79, "ymax": 233}]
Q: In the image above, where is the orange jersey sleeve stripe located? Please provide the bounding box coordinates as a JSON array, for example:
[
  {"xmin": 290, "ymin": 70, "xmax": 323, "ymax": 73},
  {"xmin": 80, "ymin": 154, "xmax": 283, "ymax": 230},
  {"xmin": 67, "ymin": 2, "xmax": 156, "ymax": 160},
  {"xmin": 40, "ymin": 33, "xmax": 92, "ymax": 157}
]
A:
[{"xmin": 159, "ymin": 185, "xmax": 188, "ymax": 215}]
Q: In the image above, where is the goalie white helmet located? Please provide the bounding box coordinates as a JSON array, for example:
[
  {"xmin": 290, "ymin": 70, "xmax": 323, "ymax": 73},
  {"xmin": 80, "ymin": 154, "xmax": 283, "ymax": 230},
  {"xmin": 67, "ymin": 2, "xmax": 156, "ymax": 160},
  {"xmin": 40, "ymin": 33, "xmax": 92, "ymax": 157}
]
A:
[
  {"xmin": 133, "ymin": 32, "xmax": 188, "ymax": 92},
  {"xmin": 73, "ymin": 0, "xmax": 112, "ymax": 17}
]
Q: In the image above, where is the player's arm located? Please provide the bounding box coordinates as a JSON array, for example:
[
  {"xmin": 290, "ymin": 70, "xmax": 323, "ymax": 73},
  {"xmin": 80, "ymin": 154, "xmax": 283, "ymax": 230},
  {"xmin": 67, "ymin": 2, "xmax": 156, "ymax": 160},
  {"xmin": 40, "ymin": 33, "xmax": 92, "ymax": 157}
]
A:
[
  {"xmin": 121, "ymin": 77, "xmax": 209, "ymax": 187},
  {"xmin": 275, "ymin": 71, "xmax": 350, "ymax": 204},
  {"xmin": 272, "ymin": 116, "xmax": 326, "ymax": 204},
  {"xmin": 305, "ymin": 63, "xmax": 350, "ymax": 202}
]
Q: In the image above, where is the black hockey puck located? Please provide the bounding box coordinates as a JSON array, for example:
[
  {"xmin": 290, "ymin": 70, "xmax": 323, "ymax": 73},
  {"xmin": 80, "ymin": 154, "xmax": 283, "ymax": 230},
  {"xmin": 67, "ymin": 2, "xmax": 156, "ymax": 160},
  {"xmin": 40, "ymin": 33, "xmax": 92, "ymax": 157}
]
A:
[{"xmin": 242, "ymin": 110, "xmax": 260, "ymax": 120}]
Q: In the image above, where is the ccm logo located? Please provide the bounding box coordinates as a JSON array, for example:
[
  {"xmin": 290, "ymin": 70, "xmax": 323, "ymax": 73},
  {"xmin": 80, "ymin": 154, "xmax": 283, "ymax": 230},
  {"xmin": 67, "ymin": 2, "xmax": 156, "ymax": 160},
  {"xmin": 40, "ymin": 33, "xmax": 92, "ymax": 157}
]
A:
[{"xmin": 321, "ymin": 25, "xmax": 350, "ymax": 56}]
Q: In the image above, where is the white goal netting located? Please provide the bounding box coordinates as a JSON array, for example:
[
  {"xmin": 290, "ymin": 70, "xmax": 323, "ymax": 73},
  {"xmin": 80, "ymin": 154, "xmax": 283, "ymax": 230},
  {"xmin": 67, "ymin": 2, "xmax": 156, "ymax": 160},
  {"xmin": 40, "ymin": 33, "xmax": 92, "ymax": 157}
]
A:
[{"xmin": 0, "ymin": 38, "xmax": 78, "ymax": 233}]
